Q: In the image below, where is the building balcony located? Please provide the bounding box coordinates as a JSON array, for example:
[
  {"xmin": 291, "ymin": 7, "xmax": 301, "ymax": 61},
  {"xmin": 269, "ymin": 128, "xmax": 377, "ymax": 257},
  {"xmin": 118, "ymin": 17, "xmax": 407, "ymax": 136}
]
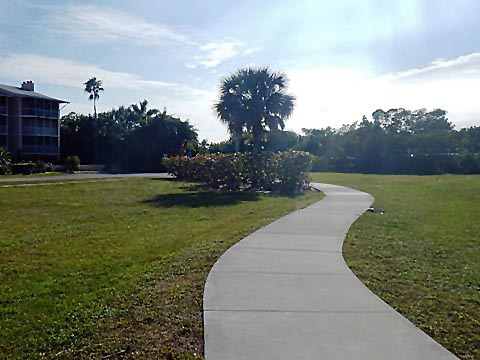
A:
[
  {"xmin": 21, "ymin": 107, "xmax": 60, "ymax": 118},
  {"xmin": 22, "ymin": 126, "xmax": 58, "ymax": 136},
  {"xmin": 22, "ymin": 145, "xmax": 59, "ymax": 155}
]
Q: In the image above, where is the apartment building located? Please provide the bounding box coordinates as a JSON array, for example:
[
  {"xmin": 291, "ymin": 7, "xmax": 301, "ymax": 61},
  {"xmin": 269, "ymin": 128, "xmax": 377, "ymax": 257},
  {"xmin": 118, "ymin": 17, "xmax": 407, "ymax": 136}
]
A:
[{"xmin": 0, "ymin": 81, "xmax": 68, "ymax": 161}]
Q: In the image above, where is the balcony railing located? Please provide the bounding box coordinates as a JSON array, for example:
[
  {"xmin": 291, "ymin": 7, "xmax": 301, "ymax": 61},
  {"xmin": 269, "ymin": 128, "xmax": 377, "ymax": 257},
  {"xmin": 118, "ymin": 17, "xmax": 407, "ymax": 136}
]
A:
[
  {"xmin": 22, "ymin": 126, "xmax": 58, "ymax": 136},
  {"xmin": 0, "ymin": 105, "xmax": 7, "ymax": 115},
  {"xmin": 22, "ymin": 145, "xmax": 59, "ymax": 154},
  {"xmin": 21, "ymin": 107, "xmax": 60, "ymax": 118}
]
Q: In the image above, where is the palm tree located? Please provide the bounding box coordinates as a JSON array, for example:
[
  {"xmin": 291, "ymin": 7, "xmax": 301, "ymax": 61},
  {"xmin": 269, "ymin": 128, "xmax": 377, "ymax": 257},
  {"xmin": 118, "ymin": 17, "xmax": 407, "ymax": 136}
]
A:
[
  {"xmin": 84, "ymin": 77, "xmax": 104, "ymax": 117},
  {"xmin": 214, "ymin": 73, "xmax": 246, "ymax": 153},
  {"xmin": 131, "ymin": 100, "xmax": 159, "ymax": 127},
  {"xmin": 214, "ymin": 67, "xmax": 295, "ymax": 154},
  {"xmin": 84, "ymin": 77, "xmax": 104, "ymax": 163}
]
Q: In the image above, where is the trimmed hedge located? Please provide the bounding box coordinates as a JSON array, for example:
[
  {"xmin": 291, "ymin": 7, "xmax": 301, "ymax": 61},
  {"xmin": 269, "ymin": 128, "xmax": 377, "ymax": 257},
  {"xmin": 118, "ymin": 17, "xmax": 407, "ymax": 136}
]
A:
[
  {"xmin": 10, "ymin": 162, "xmax": 53, "ymax": 175},
  {"xmin": 11, "ymin": 163, "xmax": 36, "ymax": 175},
  {"xmin": 163, "ymin": 151, "xmax": 313, "ymax": 193}
]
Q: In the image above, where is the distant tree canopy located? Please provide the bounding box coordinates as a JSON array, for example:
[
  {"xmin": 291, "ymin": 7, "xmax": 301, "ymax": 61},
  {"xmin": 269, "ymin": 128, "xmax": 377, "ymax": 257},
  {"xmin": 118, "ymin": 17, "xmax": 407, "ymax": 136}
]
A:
[
  {"xmin": 370, "ymin": 108, "xmax": 453, "ymax": 134},
  {"xmin": 61, "ymin": 102, "xmax": 480, "ymax": 175},
  {"xmin": 206, "ymin": 108, "xmax": 480, "ymax": 175},
  {"xmin": 60, "ymin": 100, "xmax": 198, "ymax": 171},
  {"xmin": 298, "ymin": 108, "xmax": 479, "ymax": 174}
]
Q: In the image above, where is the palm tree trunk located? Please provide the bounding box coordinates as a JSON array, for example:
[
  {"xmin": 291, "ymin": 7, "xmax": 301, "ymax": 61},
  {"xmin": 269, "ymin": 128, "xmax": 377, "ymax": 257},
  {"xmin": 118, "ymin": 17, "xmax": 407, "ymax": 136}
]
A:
[
  {"xmin": 94, "ymin": 98, "xmax": 98, "ymax": 164},
  {"xmin": 252, "ymin": 132, "xmax": 262, "ymax": 154},
  {"xmin": 234, "ymin": 133, "xmax": 241, "ymax": 153}
]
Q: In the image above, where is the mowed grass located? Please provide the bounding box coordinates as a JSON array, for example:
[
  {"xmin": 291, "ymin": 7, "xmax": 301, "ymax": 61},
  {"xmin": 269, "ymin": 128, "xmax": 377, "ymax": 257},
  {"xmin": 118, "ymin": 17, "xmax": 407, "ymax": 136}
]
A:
[
  {"xmin": 0, "ymin": 178, "xmax": 322, "ymax": 359},
  {"xmin": 310, "ymin": 173, "xmax": 480, "ymax": 360},
  {"xmin": 0, "ymin": 172, "xmax": 66, "ymax": 179}
]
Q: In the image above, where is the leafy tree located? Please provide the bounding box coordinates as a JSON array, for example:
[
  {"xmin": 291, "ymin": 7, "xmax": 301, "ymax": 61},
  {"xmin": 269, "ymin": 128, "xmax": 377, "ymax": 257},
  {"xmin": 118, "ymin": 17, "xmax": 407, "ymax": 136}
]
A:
[
  {"xmin": 60, "ymin": 101, "xmax": 198, "ymax": 171},
  {"xmin": 207, "ymin": 139, "xmax": 235, "ymax": 154},
  {"xmin": 411, "ymin": 109, "xmax": 453, "ymax": 133},
  {"xmin": 372, "ymin": 108, "xmax": 454, "ymax": 134},
  {"xmin": 264, "ymin": 130, "xmax": 299, "ymax": 152},
  {"xmin": 124, "ymin": 109, "xmax": 198, "ymax": 171},
  {"xmin": 215, "ymin": 67, "xmax": 295, "ymax": 154},
  {"xmin": 60, "ymin": 112, "xmax": 94, "ymax": 163},
  {"xmin": 197, "ymin": 139, "xmax": 210, "ymax": 154},
  {"xmin": 295, "ymin": 108, "xmax": 476, "ymax": 175}
]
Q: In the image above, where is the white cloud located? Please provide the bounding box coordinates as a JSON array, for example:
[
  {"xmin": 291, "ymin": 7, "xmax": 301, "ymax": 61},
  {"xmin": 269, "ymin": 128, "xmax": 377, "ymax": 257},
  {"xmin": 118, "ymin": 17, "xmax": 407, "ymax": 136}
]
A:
[
  {"xmin": 149, "ymin": 87, "xmax": 228, "ymax": 142},
  {"xmin": 0, "ymin": 52, "xmax": 227, "ymax": 140},
  {"xmin": 385, "ymin": 52, "xmax": 480, "ymax": 81},
  {"xmin": 0, "ymin": 53, "xmax": 175, "ymax": 90},
  {"xmin": 186, "ymin": 40, "xmax": 259, "ymax": 69},
  {"xmin": 287, "ymin": 52, "xmax": 480, "ymax": 132},
  {"xmin": 44, "ymin": 4, "xmax": 190, "ymax": 46},
  {"xmin": 241, "ymin": 47, "xmax": 262, "ymax": 56},
  {"xmin": 5, "ymin": 49, "xmax": 479, "ymax": 143}
]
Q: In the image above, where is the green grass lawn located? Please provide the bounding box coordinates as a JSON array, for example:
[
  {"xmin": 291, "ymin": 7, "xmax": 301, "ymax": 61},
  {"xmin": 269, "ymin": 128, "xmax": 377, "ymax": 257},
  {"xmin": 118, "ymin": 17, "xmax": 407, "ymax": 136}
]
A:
[
  {"xmin": 310, "ymin": 173, "xmax": 480, "ymax": 360},
  {"xmin": 0, "ymin": 172, "xmax": 66, "ymax": 179},
  {"xmin": 0, "ymin": 178, "xmax": 321, "ymax": 359}
]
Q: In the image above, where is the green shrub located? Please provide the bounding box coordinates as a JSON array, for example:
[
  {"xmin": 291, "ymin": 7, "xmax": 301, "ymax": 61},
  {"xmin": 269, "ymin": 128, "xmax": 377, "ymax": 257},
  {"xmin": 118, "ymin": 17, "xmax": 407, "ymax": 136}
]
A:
[
  {"xmin": 0, "ymin": 147, "xmax": 11, "ymax": 174},
  {"xmin": 273, "ymin": 151, "xmax": 313, "ymax": 193},
  {"xmin": 163, "ymin": 151, "xmax": 313, "ymax": 194},
  {"xmin": 34, "ymin": 160, "xmax": 53, "ymax": 174},
  {"xmin": 64, "ymin": 155, "xmax": 81, "ymax": 172}
]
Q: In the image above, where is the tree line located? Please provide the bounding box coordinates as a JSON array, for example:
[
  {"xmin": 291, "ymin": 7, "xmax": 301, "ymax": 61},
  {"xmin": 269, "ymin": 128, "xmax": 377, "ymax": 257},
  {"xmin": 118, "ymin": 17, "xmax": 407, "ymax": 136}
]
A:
[
  {"xmin": 61, "ymin": 100, "xmax": 198, "ymax": 171},
  {"xmin": 61, "ymin": 103, "xmax": 480, "ymax": 175},
  {"xmin": 61, "ymin": 70, "xmax": 479, "ymax": 175},
  {"xmin": 207, "ymin": 108, "xmax": 480, "ymax": 175}
]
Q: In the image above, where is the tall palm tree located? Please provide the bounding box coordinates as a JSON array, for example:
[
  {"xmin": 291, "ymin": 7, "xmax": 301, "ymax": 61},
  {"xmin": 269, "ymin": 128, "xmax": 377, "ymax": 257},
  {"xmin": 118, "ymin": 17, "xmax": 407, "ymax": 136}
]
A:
[
  {"xmin": 84, "ymin": 77, "xmax": 104, "ymax": 118},
  {"xmin": 214, "ymin": 67, "xmax": 295, "ymax": 154},
  {"xmin": 84, "ymin": 77, "xmax": 104, "ymax": 163},
  {"xmin": 214, "ymin": 73, "xmax": 246, "ymax": 153}
]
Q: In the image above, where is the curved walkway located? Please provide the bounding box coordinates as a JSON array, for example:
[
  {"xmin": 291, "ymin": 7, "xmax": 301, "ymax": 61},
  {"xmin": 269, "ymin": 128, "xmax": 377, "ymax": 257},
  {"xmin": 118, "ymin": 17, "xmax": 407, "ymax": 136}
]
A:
[{"xmin": 203, "ymin": 183, "xmax": 457, "ymax": 360}]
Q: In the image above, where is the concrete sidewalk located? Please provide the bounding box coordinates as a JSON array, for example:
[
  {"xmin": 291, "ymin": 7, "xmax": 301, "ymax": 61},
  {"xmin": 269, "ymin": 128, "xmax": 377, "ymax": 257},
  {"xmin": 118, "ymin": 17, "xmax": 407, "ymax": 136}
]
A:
[{"xmin": 203, "ymin": 183, "xmax": 458, "ymax": 359}]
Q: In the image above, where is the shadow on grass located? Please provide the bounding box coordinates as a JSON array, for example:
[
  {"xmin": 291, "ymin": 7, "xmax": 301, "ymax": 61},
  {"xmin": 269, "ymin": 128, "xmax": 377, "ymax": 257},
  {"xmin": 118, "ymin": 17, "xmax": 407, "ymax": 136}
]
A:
[{"xmin": 143, "ymin": 190, "xmax": 260, "ymax": 208}]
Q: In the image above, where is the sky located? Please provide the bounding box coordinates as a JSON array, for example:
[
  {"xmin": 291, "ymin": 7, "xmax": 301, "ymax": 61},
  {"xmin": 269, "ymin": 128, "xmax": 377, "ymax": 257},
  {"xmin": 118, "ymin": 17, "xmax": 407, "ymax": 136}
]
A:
[{"xmin": 1, "ymin": 0, "xmax": 479, "ymax": 142}]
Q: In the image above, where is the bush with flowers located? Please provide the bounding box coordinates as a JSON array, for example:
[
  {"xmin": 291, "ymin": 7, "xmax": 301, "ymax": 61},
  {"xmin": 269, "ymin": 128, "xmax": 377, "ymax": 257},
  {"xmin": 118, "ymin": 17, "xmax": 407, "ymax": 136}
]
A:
[{"xmin": 163, "ymin": 151, "xmax": 313, "ymax": 194}]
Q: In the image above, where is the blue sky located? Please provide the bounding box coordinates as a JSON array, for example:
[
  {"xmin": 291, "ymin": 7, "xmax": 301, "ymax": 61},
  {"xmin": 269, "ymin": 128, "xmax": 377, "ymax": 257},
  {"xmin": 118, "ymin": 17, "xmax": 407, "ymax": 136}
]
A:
[{"xmin": 1, "ymin": 0, "xmax": 479, "ymax": 141}]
